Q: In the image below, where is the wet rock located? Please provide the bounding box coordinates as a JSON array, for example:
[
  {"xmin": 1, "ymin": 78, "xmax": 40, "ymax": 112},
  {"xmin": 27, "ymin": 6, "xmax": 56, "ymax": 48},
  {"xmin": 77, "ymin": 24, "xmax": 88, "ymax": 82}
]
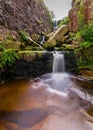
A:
[{"xmin": 80, "ymin": 70, "xmax": 93, "ymax": 80}]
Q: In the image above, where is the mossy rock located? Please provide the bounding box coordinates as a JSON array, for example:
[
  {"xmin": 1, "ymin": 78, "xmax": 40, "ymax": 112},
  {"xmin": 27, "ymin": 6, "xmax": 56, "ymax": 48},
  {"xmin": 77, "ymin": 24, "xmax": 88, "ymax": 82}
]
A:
[
  {"xmin": 43, "ymin": 40, "xmax": 56, "ymax": 50},
  {"xmin": 54, "ymin": 47, "xmax": 64, "ymax": 51},
  {"xmin": 54, "ymin": 25, "xmax": 68, "ymax": 39},
  {"xmin": 63, "ymin": 44, "xmax": 78, "ymax": 50},
  {"xmin": 20, "ymin": 45, "xmax": 43, "ymax": 51}
]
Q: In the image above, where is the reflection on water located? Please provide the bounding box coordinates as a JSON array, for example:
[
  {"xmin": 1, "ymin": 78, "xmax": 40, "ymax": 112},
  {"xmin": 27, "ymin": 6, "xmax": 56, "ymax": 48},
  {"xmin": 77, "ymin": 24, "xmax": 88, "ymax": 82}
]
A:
[{"xmin": 0, "ymin": 73, "xmax": 93, "ymax": 130}]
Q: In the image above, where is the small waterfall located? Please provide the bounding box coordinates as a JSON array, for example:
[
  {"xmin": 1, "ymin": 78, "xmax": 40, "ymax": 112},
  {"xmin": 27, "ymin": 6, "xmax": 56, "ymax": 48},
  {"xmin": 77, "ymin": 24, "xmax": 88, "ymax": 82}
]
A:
[
  {"xmin": 53, "ymin": 52, "xmax": 65, "ymax": 72},
  {"xmin": 40, "ymin": 35, "xmax": 45, "ymax": 45},
  {"xmin": 53, "ymin": 20, "xmax": 58, "ymax": 31}
]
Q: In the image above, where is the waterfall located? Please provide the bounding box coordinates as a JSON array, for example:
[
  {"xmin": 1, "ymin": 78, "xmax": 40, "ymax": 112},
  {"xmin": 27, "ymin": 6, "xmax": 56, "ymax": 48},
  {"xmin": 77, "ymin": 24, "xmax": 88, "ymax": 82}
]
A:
[
  {"xmin": 53, "ymin": 52, "xmax": 65, "ymax": 72},
  {"xmin": 53, "ymin": 20, "xmax": 58, "ymax": 31},
  {"xmin": 40, "ymin": 35, "xmax": 45, "ymax": 45}
]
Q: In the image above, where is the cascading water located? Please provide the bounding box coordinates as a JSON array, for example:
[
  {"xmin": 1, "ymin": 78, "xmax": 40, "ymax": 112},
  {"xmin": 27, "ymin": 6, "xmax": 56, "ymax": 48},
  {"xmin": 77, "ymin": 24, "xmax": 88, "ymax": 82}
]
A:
[
  {"xmin": 40, "ymin": 35, "xmax": 45, "ymax": 45},
  {"xmin": 53, "ymin": 52, "xmax": 65, "ymax": 72},
  {"xmin": 52, "ymin": 20, "xmax": 58, "ymax": 31}
]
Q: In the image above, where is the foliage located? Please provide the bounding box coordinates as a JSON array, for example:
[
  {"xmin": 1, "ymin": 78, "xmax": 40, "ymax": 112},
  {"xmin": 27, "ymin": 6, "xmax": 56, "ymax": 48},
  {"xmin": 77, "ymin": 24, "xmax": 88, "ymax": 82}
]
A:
[
  {"xmin": 80, "ymin": 24, "xmax": 93, "ymax": 42},
  {"xmin": 58, "ymin": 17, "xmax": 69, "ymax": 27},
  {"xmin": 0, "ymin": 44, "xmax": 5, "ymax": 51},
  {"xmin": 74, "ymin": 24, "xmax": 93, "ymax": 71},
  {"xmin": 0, "ymin": 49, "xmax": 19, "ymax": 68},
  {"xmin": 75, "ymin": 47, "xmax": 93, "ymax": 71},
  {"xmin": 6, "ymin": 33, "xmax": 14, "ymax": 41},
  {"xmin": 69, "ymin": 31, "xmax": 81, "ymax": 41},
  {"xmin": 78, "ymin": 5, "xmax": 84, "ymax": 29},
  {"xmin": 19, "ymin": 30, "xmax": 29, "ymax": 42}
]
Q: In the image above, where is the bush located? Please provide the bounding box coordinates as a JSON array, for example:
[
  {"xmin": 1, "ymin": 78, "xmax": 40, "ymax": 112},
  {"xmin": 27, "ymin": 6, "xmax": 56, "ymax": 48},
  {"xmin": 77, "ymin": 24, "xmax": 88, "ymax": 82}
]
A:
[
  {"xmin": 80, "ymin": 24, "xmax": 93, "ymax": 42},
  {"xmin": 74, "ymin": 24, "xmax": 93, "ymax": 71}
]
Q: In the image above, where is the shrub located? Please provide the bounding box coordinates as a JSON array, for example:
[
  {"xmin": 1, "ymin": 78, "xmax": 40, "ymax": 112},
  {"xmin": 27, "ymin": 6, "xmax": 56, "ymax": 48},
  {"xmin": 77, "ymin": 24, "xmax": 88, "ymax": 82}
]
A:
[
  {"xmin": 74, "ymin": 24, "xmax": 93, "ymax": 71},
  {"xmin": 80, "ymin": 24, "xmax": 93, "ymax": 42},
  {"xmin": 0, "ymin": 49, "xmax": 19, "ymax": 68}
]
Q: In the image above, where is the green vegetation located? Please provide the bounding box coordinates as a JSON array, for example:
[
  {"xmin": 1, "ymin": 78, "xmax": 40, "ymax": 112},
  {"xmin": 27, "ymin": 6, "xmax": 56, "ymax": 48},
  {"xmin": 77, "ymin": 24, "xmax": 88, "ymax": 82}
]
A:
[
  {"xmin": 18, "ymin": 30, "xmax": 29, "ymax": 42},
  {"xmin": 78, "ymin": 5, "xmax": 84, "ymax": 29},
  {"xmin": 43, "ymin": 40, "xmax": 56, "ymax": 51},
  {"xmin": 80, "ymin": 24, "xmax": 93, "ymax": 42},
  {"xmin": 58, "ymin": 17, "xmax": 69, "ymax": 27},
  {"xmin": 0, "ymin": 49, "xmax": 19, "ymax": 68},
  {"xmin": 0, "ymin": 33, "xmax": 20, "ymax": 69},
  {"xmin": 74, "ymin": 24, "xmax": 93, "ymax": 71}
]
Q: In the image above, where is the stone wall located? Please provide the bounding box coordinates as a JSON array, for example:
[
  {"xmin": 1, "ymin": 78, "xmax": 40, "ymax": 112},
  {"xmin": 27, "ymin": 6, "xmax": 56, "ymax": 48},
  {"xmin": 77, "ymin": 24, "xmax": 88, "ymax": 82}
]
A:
[
  {"xmin": 0, "ymin": 52, "xmax": 53, "ymax": 81},
  {"xmin": 65, "ymin": 51, "xmax": 77, "ymax": 73}
]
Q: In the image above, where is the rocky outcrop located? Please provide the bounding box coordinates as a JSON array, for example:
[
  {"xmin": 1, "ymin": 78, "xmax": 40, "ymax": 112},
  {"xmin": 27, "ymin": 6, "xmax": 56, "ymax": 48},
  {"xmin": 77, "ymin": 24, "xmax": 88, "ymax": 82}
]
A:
[
  {"xmin": 43, "ymin": 25, "xmax": 69, "ymax": 50},
  {"xmin": 0, "ymin": 0, "xmax": 51, "ymax": 38},
  {"xmin": 68, "ymin": 0, "xmax": 93, "ymax": 32}
]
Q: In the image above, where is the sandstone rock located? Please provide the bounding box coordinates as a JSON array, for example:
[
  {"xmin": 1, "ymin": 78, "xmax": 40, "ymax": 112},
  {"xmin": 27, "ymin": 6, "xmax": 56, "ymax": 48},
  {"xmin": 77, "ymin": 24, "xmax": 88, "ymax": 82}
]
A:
[
  {"xmin": 68, "ymin": 0, "xmax": 93, "ymax": 32},
  {"xmin": 46, "ymin": 25, "xmax": 69, "ymax": 48},
  {"xmin": 68, "ymin": 7, "xmax": 78, "ymax": 32},
  {"xmin": 54, "ymin": 25, "xmax": 69, "ymax": 39},
  {"xmin": 80, "ymin": 70, "xmax": 93, "ymax": 79},
  {"xmin": 0, "ymin": 0, "xmax": 51, "ymax": 38}
]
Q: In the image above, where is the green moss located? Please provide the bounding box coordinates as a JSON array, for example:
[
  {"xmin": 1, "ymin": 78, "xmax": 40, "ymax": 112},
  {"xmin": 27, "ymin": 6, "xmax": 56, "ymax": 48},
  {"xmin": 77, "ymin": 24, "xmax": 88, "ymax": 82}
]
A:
[
  {"xmin": 43, "ymin": 40, "xmax": 56, "ymax": 50},
  {"xmin": 19, "ymin": 51, "xmax": 45, "ymax": 60}
]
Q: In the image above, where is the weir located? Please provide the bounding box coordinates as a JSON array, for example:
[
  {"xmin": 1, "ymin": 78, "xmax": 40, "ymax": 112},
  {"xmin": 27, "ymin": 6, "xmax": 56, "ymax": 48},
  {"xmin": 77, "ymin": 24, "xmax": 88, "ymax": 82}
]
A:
[{"xmin": 53, "ymin": 51, "xmax": 65, "ymax": 72}]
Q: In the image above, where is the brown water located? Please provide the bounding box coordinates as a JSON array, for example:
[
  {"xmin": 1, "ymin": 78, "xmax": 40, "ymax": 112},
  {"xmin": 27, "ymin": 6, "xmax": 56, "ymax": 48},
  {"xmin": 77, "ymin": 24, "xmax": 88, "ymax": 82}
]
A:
[{"xmin": 0, "ymin": 73, "xmax": 93, "ymax": 130}]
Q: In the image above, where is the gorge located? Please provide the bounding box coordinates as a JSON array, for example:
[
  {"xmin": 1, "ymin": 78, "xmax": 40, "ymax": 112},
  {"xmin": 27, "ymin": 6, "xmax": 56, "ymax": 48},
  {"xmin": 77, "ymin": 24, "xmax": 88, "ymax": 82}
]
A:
[{"xmin": 0, "ymin": 0, "xmax": 93, "ymax": 130}]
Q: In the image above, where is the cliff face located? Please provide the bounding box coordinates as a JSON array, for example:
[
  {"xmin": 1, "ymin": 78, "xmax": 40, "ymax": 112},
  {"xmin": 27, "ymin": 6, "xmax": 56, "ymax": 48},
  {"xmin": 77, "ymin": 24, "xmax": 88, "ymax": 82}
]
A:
[
  {"xmin": 68, "ymin": 0, "xmax": 93, "ymax": 32},
  {"xmin": 0, "ymin": 0, "xmax": 51, "ymax": 37}
]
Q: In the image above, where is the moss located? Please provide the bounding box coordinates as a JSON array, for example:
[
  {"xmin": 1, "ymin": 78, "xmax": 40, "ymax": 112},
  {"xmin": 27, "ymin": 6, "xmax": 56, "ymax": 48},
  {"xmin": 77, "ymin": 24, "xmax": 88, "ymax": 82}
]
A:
[
  {"xmin": 63, "ymin": 44, "xmax": 78, "ymax": 51},
  {"xmin": 19, "ymin": 51, "xmax": 46, "ymax": 61},
  {"xmin": 54, "ymin": 47, "xmax": 64, "ymax": 51},
  {"xmin": 43, "ymin": 40, "xmax": 56, "ymax": 50}
]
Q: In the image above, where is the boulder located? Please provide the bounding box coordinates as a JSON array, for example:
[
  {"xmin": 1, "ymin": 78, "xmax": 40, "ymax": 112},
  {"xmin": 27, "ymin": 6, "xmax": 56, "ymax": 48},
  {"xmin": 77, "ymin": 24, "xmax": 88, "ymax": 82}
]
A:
[{"xmin": 45, "ymin": 25, "xmax": 69, "ymax": 49}]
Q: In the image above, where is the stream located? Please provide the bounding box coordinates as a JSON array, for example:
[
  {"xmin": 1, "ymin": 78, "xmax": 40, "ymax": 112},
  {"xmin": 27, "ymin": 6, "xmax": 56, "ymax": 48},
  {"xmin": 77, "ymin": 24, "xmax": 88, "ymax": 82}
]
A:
[{"xmin": 0, "ymin": 72, "xmax": 93, "ymax": 130}]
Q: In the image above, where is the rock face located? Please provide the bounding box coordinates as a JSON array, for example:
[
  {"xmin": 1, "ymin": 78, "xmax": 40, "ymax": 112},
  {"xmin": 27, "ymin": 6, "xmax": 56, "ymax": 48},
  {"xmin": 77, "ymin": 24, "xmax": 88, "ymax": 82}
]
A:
[
  {"xmin": 0, "ymin": 0, "xmax": 51, "ymax": 37},
  {"xmin": 68, "ymin": 0, "xmax": 93, "ymax": 32}
]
